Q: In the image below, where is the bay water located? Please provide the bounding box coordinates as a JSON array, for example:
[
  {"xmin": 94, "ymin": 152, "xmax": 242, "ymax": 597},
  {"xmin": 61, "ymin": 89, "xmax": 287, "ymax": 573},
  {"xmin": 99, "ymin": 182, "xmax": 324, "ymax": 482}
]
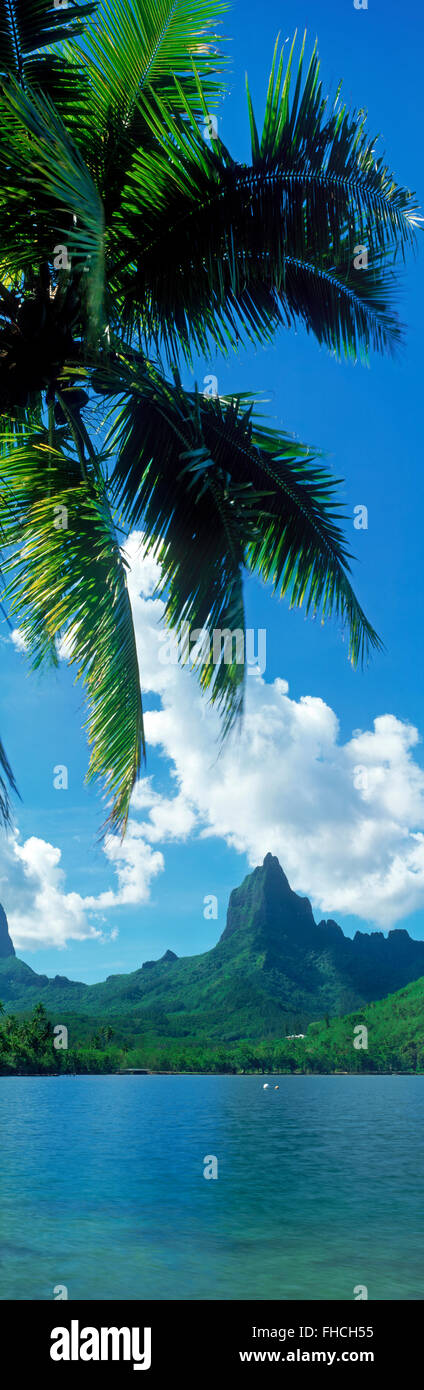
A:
[{"xmin": 1, "ymin": 1074, "xmax": 422, "ymax": 1300}]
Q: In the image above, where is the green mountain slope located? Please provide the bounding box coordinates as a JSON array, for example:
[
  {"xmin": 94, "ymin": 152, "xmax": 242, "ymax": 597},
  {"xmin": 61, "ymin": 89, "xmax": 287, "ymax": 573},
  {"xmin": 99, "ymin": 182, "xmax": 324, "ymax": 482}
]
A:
[
  {"xmin": 2, "ymin": 855, "xmax": 424, "ymax": 1044},
  {"xmin": 2, "ymin": 976, "xmax": 423, "ymax": 1075},
  {"xmin": 296, "ymin": 975, "xmax": 424, "ymax": 1072}
]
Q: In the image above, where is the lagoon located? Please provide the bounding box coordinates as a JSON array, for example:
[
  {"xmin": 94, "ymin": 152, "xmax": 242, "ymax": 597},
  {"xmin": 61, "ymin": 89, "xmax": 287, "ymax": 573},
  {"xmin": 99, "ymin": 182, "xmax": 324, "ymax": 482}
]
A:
[{"xmin": 0, "ymin": 1074, "xmax": 423, "ymax": 1300}]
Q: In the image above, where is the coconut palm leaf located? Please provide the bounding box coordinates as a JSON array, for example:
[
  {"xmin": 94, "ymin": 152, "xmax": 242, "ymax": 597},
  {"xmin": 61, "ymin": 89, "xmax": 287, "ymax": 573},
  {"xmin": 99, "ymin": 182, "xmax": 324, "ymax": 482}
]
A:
[
  {"xmin": 69, "ymin": 0, "xmax": 228, "ymax": 227},
  {"xmin": 0, "ymin": 427, "xmax": 144, "ymax": 831},
  {"xmin": 0, "ymin": 737, "xmax": 19, "ymax": 827},
  {"xmin": 106, "ymin": 366, "xmax": 380, "ymax": 727},
  {"xmin": 0, "ymin": 0, "xmax": 97, "ymax": 84},
  {"xmin": 80, "ymin": 0, "xmax": 227, "ymax": 126},
  {"xmin": 0, "ymin": 1, "xmax": 96, "ymax": 120},
  {"xmin": 110, "ymin": 38, "xmax": 419, "ymax": 362},
  {"xmin": 0, "ymin": 80, "xmax": 105, "ymax": 339},
  {"xmin": 0, "ymin": 80, "xmax": 104, "ymax": 267}
]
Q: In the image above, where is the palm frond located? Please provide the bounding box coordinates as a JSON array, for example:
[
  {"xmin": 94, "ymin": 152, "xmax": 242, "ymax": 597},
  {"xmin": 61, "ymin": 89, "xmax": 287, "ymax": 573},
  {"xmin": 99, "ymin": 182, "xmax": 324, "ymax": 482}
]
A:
[
  {"xmin": 0, "ymin": 0, "xmax": 97, "ymax": 84},
  {"xmin": 0, "ymin": 737, "xmax": 18, "ymax": 828},
  {"xmin": 110, "ymin": 61, "xmax": 419, "ymax": 363},
  {"xmin": 107, "ymin": 367, "xmax": 380, "ymax": 727},
  {"xmin": 246, "ymin": 31, "xmax": 420, "ymax": 256},
  {"xmin": 206, "ymin": 394, "xmax": 382, "ymax": 667},
  {"xmin": 0, "ymin": 80, "xmax": 105, "ymax": 332},
  {"xmin": 0, "ymin": 427, "xmax": 144, "ymax": 831},
  {"xmin": 108, "ymin": 364, "xmax": 247, "ymax": 726},
  {"xmin": 69, "ymin": 0, "xmax": 228, "ymax": 223},
  {"xmin": 80, "ymin": 0, "xmax": 227, "ymax": 124}
]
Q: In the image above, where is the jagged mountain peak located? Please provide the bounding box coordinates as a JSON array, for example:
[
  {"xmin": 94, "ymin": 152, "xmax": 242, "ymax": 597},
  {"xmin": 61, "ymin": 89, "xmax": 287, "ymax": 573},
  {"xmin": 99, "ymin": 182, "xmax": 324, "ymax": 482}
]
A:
[
  {"xmin": 141, "ymin": 948, "xmax": 178, "ymax": 971},
  {"xmin": 219, "ymin": 853, "xmax": 316, "ymax": 946},
  {"xmin": 0, "ymin": 904, "xmax": 15, "ymax": 959}
]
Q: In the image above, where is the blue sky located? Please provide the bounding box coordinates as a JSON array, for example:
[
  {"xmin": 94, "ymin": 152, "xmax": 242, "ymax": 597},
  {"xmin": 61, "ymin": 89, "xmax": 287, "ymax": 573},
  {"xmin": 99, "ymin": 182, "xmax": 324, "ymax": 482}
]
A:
[{"xmin": 1, "ymin": 0, "xmax": 424, "ymax": 982}]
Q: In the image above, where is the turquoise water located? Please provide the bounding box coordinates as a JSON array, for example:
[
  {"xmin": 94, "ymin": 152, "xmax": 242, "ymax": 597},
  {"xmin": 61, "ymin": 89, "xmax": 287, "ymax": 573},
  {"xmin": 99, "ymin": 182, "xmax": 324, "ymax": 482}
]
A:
[{"xmin": 0, "ymin": 1074, "xmax": 423, "ymax": 1300}]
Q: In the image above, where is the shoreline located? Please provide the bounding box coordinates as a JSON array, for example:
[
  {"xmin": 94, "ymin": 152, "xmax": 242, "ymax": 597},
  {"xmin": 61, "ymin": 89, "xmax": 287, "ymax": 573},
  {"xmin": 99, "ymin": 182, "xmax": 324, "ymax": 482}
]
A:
[{"xmin": 0, "ymin": 1069, "xmax": 421, "ymax": 1078}]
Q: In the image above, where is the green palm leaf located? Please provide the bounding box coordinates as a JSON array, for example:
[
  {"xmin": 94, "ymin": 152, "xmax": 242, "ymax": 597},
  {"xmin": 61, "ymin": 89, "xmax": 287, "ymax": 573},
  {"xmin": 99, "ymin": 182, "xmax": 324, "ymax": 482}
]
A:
[
  {"xmin": 110, "ymin": 38, "xmax": 419, "ymax": 363},
  {"xmin": 0, "ymin": 79, "xmax": 105, "ymax": 331},
  {"xmin": 80, "ymin": 0, "xmax": 227, "ymax": 124},
  {"xmin": 0, "ymin": 737, "xmax": 19, "ymax": 828},
  {"xmin": 69, "ymin": 0, "xmax": 228, "ymax": 226},
  {"xmin": 107, "ymin": 366, "xmax": 380, "ymax": 727},
  {"xmin": 0, "ymin": 0, "xmax": 96, "ymax": 118},
  {"xmin": 0, "ymin": 428, "xmax": 144, "ymax": 831},
  {"xmin": 0, "ymin": 0, "xmax": 97, "ymax": 83}
]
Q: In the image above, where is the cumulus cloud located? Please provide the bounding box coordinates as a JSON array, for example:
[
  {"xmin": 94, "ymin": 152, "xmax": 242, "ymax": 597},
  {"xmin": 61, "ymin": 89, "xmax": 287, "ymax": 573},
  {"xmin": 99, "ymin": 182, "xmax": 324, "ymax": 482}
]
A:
[
  {"xmin": 10, "ymin": 628, "xmax": 28, "ymax": 654},
  {"xmin": 84, "ymin": 828, "xmax": 164, "ymax": 910},
  {"xmin": 0, "ymin": 825, "xmax": 164, "ymax": 952},
  {"xmin": 0, "ymin": 832, "xmax": 100, "ymax": 951}
]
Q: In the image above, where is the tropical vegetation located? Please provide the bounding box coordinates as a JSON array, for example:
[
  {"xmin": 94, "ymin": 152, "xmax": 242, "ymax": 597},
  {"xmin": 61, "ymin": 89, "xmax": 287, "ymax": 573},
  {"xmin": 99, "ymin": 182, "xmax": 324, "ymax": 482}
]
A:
[{"xmin": 2, "ymin": 977, "xmax": 424, "ymax": 1074}]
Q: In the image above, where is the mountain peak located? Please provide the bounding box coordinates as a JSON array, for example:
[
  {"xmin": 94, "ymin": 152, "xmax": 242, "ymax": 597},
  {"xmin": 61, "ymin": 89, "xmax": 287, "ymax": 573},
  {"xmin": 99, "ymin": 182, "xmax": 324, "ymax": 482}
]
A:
[
  {"xmin": 262, "ymin": 852, "xmax": 291, "ymax": 888},
  {"xmin": 219, "ymin": 853, "xmax": 316, "ymax": 947},
  {"xmin": 141, "ymin": 948, "xmax": 178, "ymax": 971},
  {"xmin": 263, "ymin": 851, "xmax": 287, "ymax": 874},
  {"xmin": 0, "ymin": 904, "xmax": 15, "ymax": 959}
]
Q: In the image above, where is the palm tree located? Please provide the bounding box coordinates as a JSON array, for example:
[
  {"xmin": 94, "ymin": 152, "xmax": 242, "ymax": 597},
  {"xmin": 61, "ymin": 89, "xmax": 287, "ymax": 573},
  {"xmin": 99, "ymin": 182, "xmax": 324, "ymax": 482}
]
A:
[{"xmin": 0, "ymin": 0, "xmax": 419, "ymax": 832}]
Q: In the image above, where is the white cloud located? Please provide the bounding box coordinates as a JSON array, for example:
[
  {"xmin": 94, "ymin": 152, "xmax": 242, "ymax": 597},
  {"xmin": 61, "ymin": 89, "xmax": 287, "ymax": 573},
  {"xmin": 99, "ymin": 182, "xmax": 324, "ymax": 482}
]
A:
[
  {"xmin": 0, "ymin": 832, "xmax": 100, "ymax": 951},
  {"xmin": 131, "ymin": 778, "xmax": 196, "ymax": 842},
  {"xmin": 84, "ymin": 827, "xmax": 163, "ymax": 909},
  {"xmin": 10, "ymin": 628, "xmax": 28, "ymax": 653},
  {"xmin": 0, "ymin": 825, "xmax": 164, "ymax": 953}
]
